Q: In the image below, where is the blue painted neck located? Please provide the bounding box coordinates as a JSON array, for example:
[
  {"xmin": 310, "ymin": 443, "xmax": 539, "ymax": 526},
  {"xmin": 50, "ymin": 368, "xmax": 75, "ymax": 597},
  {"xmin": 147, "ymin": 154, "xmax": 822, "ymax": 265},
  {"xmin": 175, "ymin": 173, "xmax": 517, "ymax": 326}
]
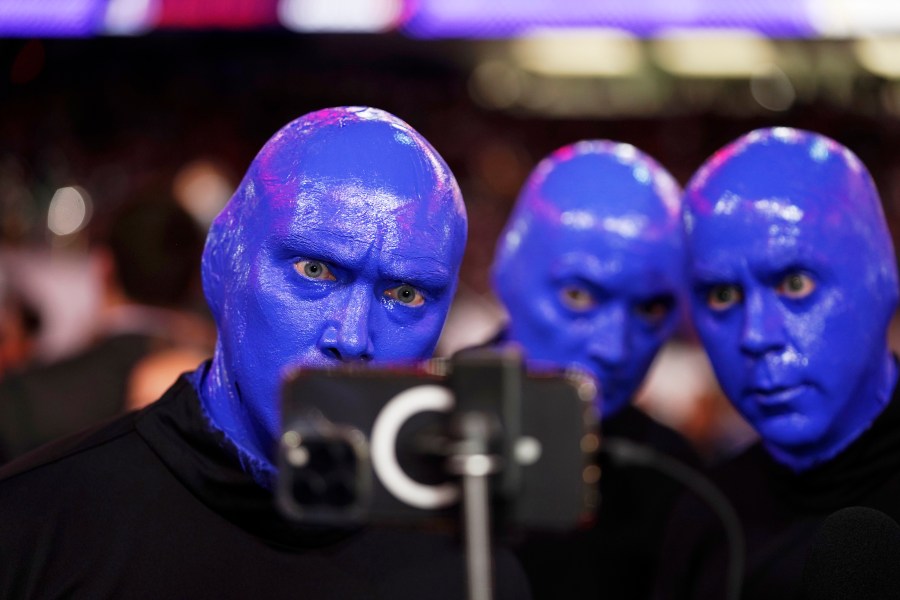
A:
[{"xmin": 190, "ymin": 349, "xmax": 277, "ymax": 487}]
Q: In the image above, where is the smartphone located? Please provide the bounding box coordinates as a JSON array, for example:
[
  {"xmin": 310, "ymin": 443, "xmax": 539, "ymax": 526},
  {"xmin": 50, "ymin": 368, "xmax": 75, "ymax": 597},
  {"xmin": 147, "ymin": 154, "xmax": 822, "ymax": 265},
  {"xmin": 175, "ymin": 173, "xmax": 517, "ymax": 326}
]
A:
[{"xmin": 276, "ymin": 348, "xmax": 599, "ymax": 532}]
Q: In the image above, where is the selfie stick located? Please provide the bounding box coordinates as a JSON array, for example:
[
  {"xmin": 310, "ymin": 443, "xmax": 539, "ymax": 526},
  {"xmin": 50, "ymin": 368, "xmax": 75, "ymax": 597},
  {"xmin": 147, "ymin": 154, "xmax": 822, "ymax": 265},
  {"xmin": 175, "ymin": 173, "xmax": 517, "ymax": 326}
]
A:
[{"xmin": 447, "ymin": 410, "xmax": 502, "ymax": 600}]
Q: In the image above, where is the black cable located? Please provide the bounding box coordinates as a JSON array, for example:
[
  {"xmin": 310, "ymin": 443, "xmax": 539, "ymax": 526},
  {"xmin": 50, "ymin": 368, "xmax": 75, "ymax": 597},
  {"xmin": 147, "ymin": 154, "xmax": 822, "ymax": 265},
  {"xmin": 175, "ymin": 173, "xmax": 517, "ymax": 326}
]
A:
[{"xmin": 602, "ymin": 437, "xmax": 744, "ymax": 600}]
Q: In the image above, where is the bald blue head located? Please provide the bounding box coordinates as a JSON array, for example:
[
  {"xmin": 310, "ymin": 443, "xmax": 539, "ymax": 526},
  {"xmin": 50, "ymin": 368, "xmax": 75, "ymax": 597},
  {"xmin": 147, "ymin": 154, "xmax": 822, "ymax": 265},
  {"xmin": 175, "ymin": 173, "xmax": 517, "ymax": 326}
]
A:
[
  {"xmin": 196, "ymin": 107, "xmax": 467, "ymax": 478},
  {"xmin": 493, "ymin": 141, "xmax": 684, "ymax": 418},
  {"xmin": 684, "ymin": 127, "xmax": 898, "ymax": 471}
]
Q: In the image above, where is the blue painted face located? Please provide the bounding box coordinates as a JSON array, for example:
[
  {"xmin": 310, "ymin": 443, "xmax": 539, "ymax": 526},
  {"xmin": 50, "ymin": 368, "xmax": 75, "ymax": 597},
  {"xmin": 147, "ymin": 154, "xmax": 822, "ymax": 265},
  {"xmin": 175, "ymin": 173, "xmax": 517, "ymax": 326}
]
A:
[
  {"xmin": 493, "ymin": 141, "xmax": 684, "ymax": 418},
  {"xmin": 196, "ymin": 107, "xmax": 467, "ymax": 476},
  {"xmin": 684, "ymin": 127, "xmax": 899, "ymax": 471}
]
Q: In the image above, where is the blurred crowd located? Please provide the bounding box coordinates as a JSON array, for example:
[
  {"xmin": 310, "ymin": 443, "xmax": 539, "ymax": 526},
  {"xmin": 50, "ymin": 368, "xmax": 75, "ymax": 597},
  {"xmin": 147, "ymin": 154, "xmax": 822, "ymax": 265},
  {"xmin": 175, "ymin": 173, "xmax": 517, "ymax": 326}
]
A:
[{"xmin": 0, "ymin": 192, "xmax": 214, "ymax": 461}]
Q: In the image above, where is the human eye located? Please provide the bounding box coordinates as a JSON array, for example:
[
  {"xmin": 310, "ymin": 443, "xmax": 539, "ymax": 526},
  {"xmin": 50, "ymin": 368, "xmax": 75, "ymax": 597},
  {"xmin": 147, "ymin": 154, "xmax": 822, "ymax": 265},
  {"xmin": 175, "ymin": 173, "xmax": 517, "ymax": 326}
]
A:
[
  {"xmin": 384, "ymin": 284, "xmax": 425, "ymax": 307},
  {"xmin": 776, "ymin": 272, "xmax": 815, "ymax": 300},
  {"xmin": 559, "ymin": 285, "xmax": 597, "ymax": 312},
  {"xmin": 634, "ymin": 296, "xmax": 674, "ymax": 325},
  {"xmin": 294, "ymin": 259, "xmax": 336, "ymax": 281},
  {"xmin": 706, "ymin": 284, "xmax": 743, "ymax": 311}
]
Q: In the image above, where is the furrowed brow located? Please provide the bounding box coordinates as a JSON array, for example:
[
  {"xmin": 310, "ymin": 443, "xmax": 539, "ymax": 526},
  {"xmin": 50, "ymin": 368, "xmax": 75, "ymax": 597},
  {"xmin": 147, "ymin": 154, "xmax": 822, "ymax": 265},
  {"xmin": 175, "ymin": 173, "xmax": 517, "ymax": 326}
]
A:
[
  {"xmin": 273, "ymin": 231, "xmax": 370, "ymax": 267},
  {"xmin": 381, "ymin": 258, "xmax": 452, "ymax": 291}
]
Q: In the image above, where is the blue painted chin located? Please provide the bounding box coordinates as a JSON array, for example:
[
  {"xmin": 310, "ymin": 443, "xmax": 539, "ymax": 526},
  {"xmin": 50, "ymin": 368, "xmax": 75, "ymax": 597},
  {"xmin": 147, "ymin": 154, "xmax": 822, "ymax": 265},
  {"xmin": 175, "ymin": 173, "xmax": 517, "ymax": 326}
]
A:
[
  {"xmin": 492, "ymin": 140, "xmax": 685, "ymax": 421},
  {"xmin": 194, "ymin": 107, "xmax": 467, "ymax": 480},
  {"xmin": 684, "ymin": 127, "xmax": 900, "ymax": 471}
]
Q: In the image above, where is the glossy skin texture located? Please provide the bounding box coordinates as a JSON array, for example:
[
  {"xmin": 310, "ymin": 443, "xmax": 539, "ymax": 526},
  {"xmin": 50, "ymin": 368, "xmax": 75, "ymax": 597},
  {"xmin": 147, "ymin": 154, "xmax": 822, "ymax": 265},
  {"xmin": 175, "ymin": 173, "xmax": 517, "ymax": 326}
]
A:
[
  {"xmin": 193, "ymin": 107, "xmax": 467, "ymax": 479},
  {"xmin": 492, "ymin": 141, "xmax": 684, "ymax": 419},
  {"xmin": 684, "ymin": 127, "xmax": 899, "ymax": 471}
]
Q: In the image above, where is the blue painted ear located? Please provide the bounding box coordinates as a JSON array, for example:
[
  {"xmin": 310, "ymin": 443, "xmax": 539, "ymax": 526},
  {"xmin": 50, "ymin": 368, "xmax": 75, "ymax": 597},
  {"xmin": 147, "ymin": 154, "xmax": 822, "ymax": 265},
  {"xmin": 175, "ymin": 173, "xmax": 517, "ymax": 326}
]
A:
[
  {"xmin": 200, "ymin": 219, "xmax": 225, "ymax": 322},
  {"xmin": 201, "ymin": 167, "xmax": 258, "ymax": 324}
]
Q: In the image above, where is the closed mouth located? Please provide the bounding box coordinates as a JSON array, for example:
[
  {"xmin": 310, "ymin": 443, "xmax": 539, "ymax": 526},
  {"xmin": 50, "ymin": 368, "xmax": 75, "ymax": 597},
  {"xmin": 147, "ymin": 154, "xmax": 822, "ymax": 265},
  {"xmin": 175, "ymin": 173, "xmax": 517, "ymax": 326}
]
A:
[{"xmin": 746, "ymin": 383, "xmax": 809, "ymax": 412}]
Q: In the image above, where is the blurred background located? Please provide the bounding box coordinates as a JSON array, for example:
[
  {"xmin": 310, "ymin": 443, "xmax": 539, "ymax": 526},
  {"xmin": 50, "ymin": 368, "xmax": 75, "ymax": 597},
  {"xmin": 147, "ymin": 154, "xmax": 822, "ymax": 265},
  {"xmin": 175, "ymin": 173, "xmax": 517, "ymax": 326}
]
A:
[{"xmin": 4, "ymin": 0, "xmax": 900, "ymax": 460}]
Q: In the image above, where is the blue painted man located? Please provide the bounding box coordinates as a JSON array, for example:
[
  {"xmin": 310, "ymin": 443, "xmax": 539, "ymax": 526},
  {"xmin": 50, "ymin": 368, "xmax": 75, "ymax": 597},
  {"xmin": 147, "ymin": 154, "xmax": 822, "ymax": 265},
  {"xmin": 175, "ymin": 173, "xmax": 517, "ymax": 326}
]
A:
[
  {"xmin": 493, "ymin": 140, "xmax": 685, "ymax": 419},
  {"xmin": 492, "ymin": 140, "xmax": 697, "ymax": 599},
  {"xmin": 657, "ymin": 128, "xmax": 900, "ymax": 599},
  {"xmin": 0, "ymin": 107, "xmax": 530, "ymax": 599},
  {"xmin": 194, "ymin": 106, "xmax": 467, "ymax": 483}
]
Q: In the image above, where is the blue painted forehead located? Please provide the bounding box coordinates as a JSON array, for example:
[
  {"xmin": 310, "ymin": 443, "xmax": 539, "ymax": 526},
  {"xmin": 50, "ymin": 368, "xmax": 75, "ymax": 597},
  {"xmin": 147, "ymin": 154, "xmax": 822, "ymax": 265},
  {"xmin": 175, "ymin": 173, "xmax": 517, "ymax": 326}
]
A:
[
  {"xmin": 514, "ymin": 140, "xmax": 681, "ymax": 227},
  {"xmin": 202, "ymin": 106, "xmax": 467, "ymax": 317},
  {"xmin": 252, "ymin": 106, "xmax": 464, "ymax": 215},
  {"xmin": 684, "ymin": 126, "xmax": 897, "ymax": 292},
  {"xmin": 498, "ymin": 140, "xmax": 682, "ymax": 254},
  {"xmin": 685, "ymin": 127, "xmax": 881, "ymax": 226}
]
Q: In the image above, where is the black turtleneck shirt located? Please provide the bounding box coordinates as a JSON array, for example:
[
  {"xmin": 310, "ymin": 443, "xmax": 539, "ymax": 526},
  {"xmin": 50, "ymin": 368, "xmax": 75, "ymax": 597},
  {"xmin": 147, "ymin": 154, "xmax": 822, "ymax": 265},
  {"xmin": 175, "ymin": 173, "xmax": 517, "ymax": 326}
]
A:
[
  {"xmin": 654, "ymin": 381, "xmax": 900, "ymax": 600},
  {"xmin": 0, "ymin": 373, "xmax": 531, "ymax": 600}
]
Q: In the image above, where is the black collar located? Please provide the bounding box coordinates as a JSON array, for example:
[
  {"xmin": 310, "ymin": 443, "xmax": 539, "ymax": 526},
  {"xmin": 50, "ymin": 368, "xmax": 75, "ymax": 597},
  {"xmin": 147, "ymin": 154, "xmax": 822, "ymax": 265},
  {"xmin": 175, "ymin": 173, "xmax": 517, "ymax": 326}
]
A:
[{"xmin": 135, "ymin": 370, "xmax": 360, "ymax": 551}]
